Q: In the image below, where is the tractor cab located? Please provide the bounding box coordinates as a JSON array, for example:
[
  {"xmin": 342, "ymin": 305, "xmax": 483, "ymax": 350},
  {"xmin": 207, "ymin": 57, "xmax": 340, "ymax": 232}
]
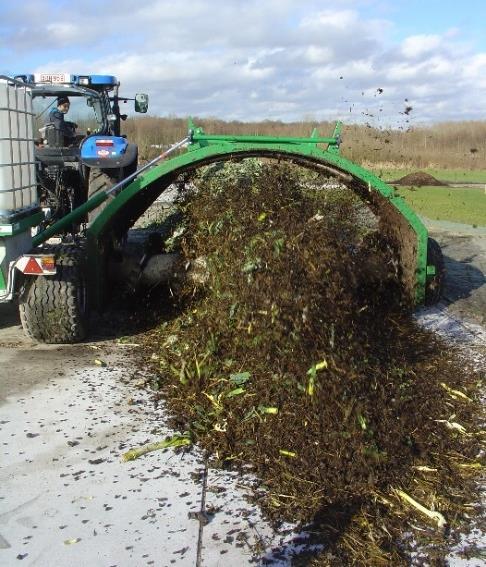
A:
[
  {"xmin": 15, "ymin": 73, "xmax": 148, "ymax": 148},
  {"xmin": 12, "ymin": 73, "xmax": 148, "ymax": 227}
]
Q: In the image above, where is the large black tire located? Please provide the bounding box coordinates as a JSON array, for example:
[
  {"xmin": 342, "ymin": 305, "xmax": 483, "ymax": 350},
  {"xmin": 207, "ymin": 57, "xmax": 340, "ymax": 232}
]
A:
[
  {"xmin": 123, "ymin": 152, "xmax": 138, "ymax": 178},
  {"xmin": 18, "ymin": 245, "xmax": 88, "ymax": 343},
  {"xmin": 87, "ymin": 168, "xmax": 120, "ymax": 223},
  {"xmin": 425, "ymin": 237, "xmax": 445, "ymax": 305}
]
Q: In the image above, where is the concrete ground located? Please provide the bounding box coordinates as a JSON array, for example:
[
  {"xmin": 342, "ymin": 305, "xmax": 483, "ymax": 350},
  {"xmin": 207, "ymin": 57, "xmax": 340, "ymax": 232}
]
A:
[
  {"xmin": 426, "ymin": 218, "xmax": 486, "ymax": 327},
  {"xmin": 0, "ymin": 309, "xmax": 304, "ymax": 566},
  {"xmin": 417, "ymin": 220, "xmax": 486, "ymax": 361},
  {"xmin": 0, "ymin": 220, "xmax": 485, "ymax": 566}
]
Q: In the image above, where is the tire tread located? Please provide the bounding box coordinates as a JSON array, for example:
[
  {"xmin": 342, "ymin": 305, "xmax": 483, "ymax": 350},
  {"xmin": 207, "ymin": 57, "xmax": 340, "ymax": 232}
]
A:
[{"xmin": 19, "ymin": 244, "xmax": 88, "ymax": 343}]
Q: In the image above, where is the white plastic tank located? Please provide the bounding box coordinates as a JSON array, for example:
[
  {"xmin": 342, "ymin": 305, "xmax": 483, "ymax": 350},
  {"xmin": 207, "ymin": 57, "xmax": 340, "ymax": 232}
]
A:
[{"xmin": 0, "ymin": 76, "xmax": 38, "ymax": 221}]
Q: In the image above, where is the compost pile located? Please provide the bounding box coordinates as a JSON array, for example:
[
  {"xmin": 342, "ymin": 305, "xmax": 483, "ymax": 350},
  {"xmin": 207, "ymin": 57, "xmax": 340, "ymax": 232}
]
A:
[
  {"xmin": 393, "ymin": 171, "xmax": 448, "ymax": 186},
  {"xmin": 143, "ymin": 162, "xmax": 483, "ymax": 565}
]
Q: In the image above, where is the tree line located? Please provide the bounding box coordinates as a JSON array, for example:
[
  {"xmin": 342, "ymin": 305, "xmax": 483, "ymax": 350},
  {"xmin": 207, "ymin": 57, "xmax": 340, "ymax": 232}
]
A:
[{"xmin": 121, "ymin": 116, "xmax": 486, "ymax": 170}]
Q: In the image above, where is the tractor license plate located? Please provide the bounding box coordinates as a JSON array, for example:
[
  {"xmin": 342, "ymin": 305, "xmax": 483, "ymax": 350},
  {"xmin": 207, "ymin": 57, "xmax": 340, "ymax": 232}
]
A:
[{"xmin": 36, "ymin": 73, "xmax": 71, "ymax": 84}]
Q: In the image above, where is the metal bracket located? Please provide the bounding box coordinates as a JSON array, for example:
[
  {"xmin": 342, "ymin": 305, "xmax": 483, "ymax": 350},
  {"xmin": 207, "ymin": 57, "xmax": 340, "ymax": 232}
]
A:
[{"xmin": 0, "ymin": 261, "xmax": 19, "ymax": 303}]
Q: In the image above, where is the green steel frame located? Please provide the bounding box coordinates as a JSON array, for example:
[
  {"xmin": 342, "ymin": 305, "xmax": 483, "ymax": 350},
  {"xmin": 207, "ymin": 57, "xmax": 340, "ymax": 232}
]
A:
[{"xmin": 32, "ymin": 121, "xmax": 429, "ymax": 310}]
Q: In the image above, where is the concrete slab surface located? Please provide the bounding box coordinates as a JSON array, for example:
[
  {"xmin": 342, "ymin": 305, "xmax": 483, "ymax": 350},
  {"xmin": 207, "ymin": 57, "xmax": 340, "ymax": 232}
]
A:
[{"xmin": 0, "ymin": 322, "xmax": 303, "ymax": 566}]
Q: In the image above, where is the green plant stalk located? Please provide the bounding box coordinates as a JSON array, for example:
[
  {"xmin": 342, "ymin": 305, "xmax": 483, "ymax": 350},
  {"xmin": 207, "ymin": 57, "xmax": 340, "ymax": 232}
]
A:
[{"xmin": 122, "ymin": 435, "xmax": 191, "ymax": 461}]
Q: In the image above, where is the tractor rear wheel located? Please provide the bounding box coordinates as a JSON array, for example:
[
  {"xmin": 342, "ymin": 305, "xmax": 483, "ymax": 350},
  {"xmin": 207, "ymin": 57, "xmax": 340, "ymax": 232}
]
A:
[
  {"xmin": 87, "ymin": 159, "xmax": 138, "ymax": 223},
  {"xmin": 425, "ymin": 237, "xmax": 445, "ymax": 305},
  {"xmin": 87, "ymin": 168, "xmax": 120, "ymax": 223},
  {"xmin": 19, "ymin": 245, "xmax": 88, "ymax": 343}
]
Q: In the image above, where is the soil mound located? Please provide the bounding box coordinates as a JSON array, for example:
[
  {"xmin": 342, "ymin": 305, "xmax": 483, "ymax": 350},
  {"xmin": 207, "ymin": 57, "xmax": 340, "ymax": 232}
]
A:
[
  {"xmin": 141, "ymin": 162, "xmax": 483, "ymax": 565},
  {"xmin": 393, "ymin": 171, "xmax": 448, "ymax": 186}
]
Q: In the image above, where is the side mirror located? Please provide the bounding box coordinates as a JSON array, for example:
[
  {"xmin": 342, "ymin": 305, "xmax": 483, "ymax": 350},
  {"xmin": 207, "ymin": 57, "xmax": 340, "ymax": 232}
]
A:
[
  {"xmin": 86, "ymin": 97, "xmax": 94, "ymax": 107},
  {"xmin": 135, "ymin": 93, "xmax": 149, "ymax": 113}
]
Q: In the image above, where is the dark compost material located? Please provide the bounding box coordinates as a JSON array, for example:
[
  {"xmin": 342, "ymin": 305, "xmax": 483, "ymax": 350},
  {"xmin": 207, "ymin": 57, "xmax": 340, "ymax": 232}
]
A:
[
  {"xmin": 140, "ymin": 162, "xmax": 483, "ymax": 565},
  {"xmin": 393, "ymin": 171, "xmax": 448, "ymax": 187}
]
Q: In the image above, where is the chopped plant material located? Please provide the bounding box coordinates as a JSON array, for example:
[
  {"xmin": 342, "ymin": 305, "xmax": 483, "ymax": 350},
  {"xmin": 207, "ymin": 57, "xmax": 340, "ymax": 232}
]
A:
[
  {"xmin": 138, "ymin": 161, "xmax": 484, "ymax": 565},
  {"xmin": 393, "ymin": 489, "xmax": 447, "ymax": 530},
  {"xmin": 122, "ymin": 434, "xmax": 191, "ymax": 462},
  {"xmin": 440, "ymin": 382, "xmax": 473, "ymax": 402}
]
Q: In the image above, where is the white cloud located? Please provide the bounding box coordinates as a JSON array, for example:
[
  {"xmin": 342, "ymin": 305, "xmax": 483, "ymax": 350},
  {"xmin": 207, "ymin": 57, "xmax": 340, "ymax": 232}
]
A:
[
  {"xmin": 301, "ymin": 9, "xmax": 358, "ymax": 30},
  {"xmin": 1, "ymin": 0, "xmax": 485, "ymax": 123},
  {"xmin": 401, "ymin": 34, "xmax": 442, "ymax": 58},
  {"xmin": 304, "ymin": 46, "xmax": 334, "ymax": 65},
  {"xmin": 45, "ymin": 22, "xmax": 86, "ymax": 45}
]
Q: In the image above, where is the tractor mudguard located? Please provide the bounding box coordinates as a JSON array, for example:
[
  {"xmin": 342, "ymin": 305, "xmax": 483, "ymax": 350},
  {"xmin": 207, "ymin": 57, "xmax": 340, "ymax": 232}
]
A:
[{"xmin": 80, "ymin": 136, "xmax": 138, "ymax": 169}]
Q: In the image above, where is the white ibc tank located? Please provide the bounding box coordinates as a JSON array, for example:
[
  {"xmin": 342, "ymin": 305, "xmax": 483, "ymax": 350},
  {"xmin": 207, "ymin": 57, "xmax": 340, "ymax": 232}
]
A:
[{"xmin": 0, "ymin": 77, "xmax": 38, "ymax": 220}]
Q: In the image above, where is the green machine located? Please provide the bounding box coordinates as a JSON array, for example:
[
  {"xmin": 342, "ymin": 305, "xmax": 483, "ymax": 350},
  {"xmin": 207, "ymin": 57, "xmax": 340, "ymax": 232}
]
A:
[{"xmin": 1, "ymin": 77, "xmax": 443, "ymax": 344}]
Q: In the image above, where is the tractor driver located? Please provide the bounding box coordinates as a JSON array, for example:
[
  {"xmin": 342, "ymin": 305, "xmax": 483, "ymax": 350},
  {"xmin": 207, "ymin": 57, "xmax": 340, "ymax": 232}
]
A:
[{"xmin": 46, "ymin": 96, "xmax": 78, "ymax": 146}]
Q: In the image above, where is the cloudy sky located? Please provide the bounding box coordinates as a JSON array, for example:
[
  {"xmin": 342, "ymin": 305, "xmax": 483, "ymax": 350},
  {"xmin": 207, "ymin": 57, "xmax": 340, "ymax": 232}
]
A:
[{"xmin": 1, "ymin": 0, "xmax": 485, "ymax": 126}]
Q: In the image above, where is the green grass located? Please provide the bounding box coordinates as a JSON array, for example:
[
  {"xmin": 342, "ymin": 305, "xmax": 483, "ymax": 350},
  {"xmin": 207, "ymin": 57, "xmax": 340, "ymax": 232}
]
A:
[
  {"xmin": 376, "ymin": 168, "xmax": 486, "ymax": 184},
  {"xmin": 396, "ymin": 186, "xmax": 486, "ymax": 226}
]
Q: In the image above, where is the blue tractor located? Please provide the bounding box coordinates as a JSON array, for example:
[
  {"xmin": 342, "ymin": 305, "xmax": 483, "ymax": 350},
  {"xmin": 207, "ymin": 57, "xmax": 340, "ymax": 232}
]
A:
[{"xmin": 14, "ymin": 72, "xmax": 148, "ymax": 228}]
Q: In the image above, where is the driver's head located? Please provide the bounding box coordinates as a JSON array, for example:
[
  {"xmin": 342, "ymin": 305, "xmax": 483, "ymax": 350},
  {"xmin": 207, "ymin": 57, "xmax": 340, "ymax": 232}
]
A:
[{"xmin": 56, "ymin": 96, "xmax": 70, "ymax": 113}]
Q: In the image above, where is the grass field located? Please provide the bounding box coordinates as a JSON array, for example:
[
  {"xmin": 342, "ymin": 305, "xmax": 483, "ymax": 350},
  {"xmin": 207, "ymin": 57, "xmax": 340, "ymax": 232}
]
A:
[
  {"xmin": 376, "ymin": 168, "xmax": 486, "ymax": 184},
  {"xmin": 396, "ymin": 186, "xmax": 486, "ymax": 226}
]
